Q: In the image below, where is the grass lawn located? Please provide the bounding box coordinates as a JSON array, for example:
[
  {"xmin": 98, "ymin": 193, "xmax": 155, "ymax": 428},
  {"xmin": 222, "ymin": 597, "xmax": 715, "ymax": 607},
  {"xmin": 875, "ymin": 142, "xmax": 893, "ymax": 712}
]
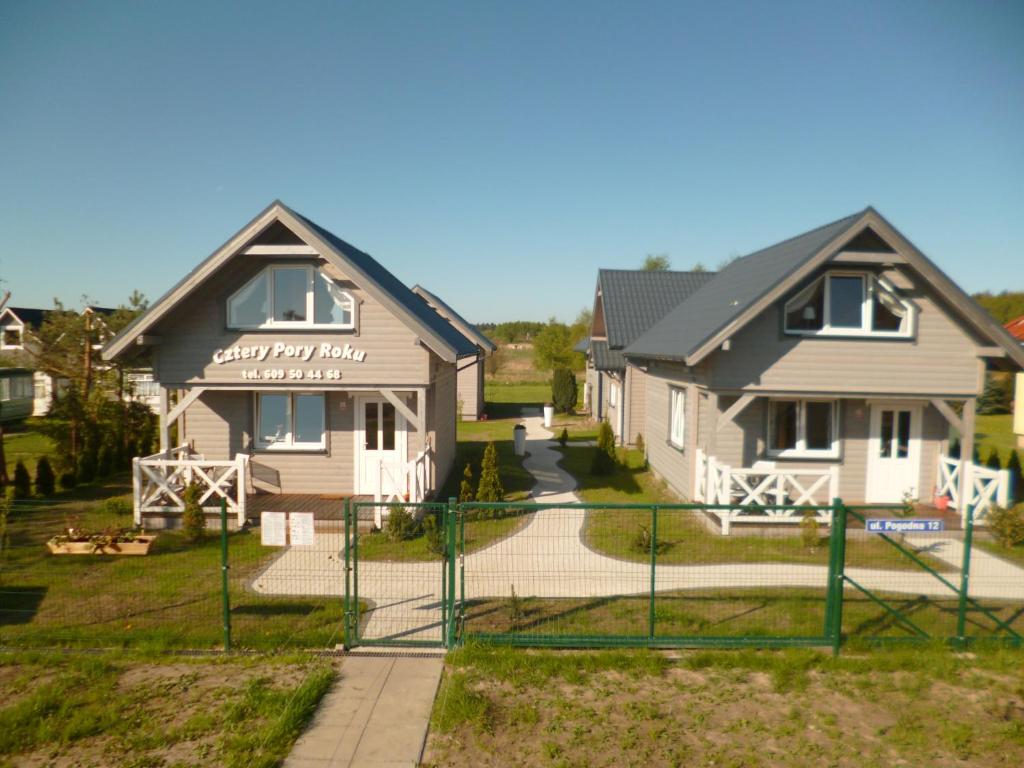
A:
[
  {"xmin": 0, "ymin": 651, "xmax": 335, "ymax": 768},
  {"xmin": 976, "ymin": 413, "xmax": 1024, "ymax": 466},
  {"xmin": 463, "ymin": 586, "xmax": 1022, "ymax": 641},
  {"xmin": 355, "ymin": 513, "xmax": 532, "ymax": 562},
  {"xmin": 974, "ymin": 534, "xmax": 1024, "ymax": 568},
  {"xmin": 4, "ymin": 427, "xmax": 56, "ymax": 479},
  {"xmin": 1, "ymin": 483, "xmax": 348, "ymax": 650},
  {"xmin": 425, "ymin": 644, "xmax": 1024, "ymax": 768},
  {"xmin": 558, "ymin": 443, "xmax": 953, "ymax": 573}
]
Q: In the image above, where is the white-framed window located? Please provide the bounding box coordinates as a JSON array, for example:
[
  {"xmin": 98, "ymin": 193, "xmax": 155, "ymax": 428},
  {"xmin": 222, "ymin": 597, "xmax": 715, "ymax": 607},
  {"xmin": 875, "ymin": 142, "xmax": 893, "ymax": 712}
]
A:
[
  {"xmin": 228, "ymin": 266, "xmax": 356, "ymax": 330},
  {"xmin": 608, "ymin": 381, "xmax": 619, "ymax": 408},
  {"xmin": 255, "ymin": 392, "xmax": 326, "ymax": 450},
  {"xmin": 784, "ymin": 271, "xmax": 914, "ymax": 338},
  {"xmin": 127, "ymin": 373, "xmax": 160, "ymax": 398},
  {"xmin": 1, "ymin": 323, "xmax": 23, "ymax": 350},
  {"xmin": 767, "ymin": 399, "xmax": 840, "ymax": 459},
  {"xmin": 0, "ymin": 375, "xmax": 31, "ymax": 401},
  {"xmin": 669, "ymin": 387, "xmax": 686, "ymax": 448}
]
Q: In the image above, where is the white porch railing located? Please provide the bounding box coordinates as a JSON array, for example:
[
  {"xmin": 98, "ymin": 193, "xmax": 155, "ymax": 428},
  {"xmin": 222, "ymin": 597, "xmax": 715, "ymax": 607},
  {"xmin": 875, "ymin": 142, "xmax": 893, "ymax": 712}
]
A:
[
  {"xmin": 371, "ymin": 442, "xmax": 435, "ymax": 527},
  {"xmin": 132, "ymin": 445, "xmax": 249, "ymax": 528},
  {"xmin": 936, "ymin": 454, "xmax": 1010, "ymax": 526},
  {"xmin": 696, "ymin": 449, "xmax": 839, "ymax": 535}
]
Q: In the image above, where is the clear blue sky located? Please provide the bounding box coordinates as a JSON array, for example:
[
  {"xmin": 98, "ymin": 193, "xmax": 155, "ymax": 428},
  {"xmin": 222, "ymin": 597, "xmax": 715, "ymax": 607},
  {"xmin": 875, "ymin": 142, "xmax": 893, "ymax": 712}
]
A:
[{"xmin": 1, "ymin": 1, "xmax": 1021, "ymax": 323}]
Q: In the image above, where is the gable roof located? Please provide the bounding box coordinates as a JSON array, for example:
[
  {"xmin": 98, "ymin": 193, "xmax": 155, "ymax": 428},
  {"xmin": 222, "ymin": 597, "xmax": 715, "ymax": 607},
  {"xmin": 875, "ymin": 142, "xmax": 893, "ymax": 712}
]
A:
[
  {"xmin": 103, "ymin": 201, "xmax": 477, "ymax": 363},
  {"xmin": 597, "ymin": 269, "xmax": 716, "ymax": 351},
  {"xmin": 411, "ymin": 285, "xmax": 496, "ymax": 353},
  {"xmin": 625, "ymin": 207, "xmax": 1024, "ymax": 369},
  {"xmin": 4, "ymin": 307, "xmax": 48, "ymax": 330},
  {"xmin": 589, "ymin": 340, "xmax": 626, "ymax": 371},
  {"xmin": 1006, "ymin": 315, "xmax": 1024, "ymax": 343}
]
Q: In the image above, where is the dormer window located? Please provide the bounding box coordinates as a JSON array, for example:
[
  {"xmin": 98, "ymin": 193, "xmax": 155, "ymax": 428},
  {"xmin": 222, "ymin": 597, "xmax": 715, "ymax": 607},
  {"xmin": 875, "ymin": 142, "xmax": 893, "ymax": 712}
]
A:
[
  {"xmin": 784, "ymin": 272, "xmax": 914, "ymax": 338},
  {"xmin": 228, "ymin": 266, "xmax": 356, "ymax": 330},
  {"xmin": 0, "ymin": 323, "xmax": 23, "ymax": 350}
]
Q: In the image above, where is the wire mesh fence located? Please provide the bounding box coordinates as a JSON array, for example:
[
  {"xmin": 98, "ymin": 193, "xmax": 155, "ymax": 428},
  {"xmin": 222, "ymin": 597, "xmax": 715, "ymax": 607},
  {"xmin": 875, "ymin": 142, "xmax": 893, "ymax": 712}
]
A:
[{"xmin": 2, "ymin": 493, "xmax": 1022, "ymax": 653}]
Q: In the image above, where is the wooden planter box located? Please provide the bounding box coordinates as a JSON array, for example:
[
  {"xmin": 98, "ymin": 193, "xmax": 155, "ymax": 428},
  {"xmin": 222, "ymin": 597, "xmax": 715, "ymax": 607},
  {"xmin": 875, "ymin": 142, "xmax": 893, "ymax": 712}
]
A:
[{"xmin": 47, "ymin": 536, "xmax": 157, "ymax": 556}]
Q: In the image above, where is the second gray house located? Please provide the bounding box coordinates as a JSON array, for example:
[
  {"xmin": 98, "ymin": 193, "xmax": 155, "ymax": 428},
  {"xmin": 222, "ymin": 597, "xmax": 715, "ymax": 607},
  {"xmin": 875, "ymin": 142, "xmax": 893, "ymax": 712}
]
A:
[{"xmin": 615, "ymin": 208, "xmax": 1022, "ymax": 532}]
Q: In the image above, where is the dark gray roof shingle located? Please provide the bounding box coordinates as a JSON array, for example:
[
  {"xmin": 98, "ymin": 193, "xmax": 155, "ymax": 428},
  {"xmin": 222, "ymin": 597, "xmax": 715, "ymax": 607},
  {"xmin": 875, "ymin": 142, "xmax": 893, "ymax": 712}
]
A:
[
  {"xmin": 412, "ymin": 285, "xmax": 496, "ymax": 353},
  {"xmin": 599, "ymin": 269, "xmax": 716, "ymax": 349},
  {"xmin": 625, "ymin": 209, "xmax": 868, "ymax": 362},
  {"xmin": 590, "ymin": 340, "xmax": 626, "ymax": 371}
]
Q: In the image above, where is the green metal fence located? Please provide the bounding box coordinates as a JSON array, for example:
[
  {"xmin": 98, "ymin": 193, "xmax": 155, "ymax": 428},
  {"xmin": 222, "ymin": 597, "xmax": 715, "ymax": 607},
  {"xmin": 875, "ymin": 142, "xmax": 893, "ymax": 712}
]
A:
[{"xmin": 2, "ymin": 494, "xmax": 1021, "ymax": 653}]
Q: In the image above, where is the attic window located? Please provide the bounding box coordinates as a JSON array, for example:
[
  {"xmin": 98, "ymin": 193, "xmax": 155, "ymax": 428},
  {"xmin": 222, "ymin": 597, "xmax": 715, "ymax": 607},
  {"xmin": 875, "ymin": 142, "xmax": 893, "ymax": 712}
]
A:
[
  {"xmin": 784, "ymin": 272, "xmax": 914, "ymax": 338},
  {"xmin": 1, "ymin": 325, "xmax": 23, "ymax": 349},
  {"xmin": 228, "ymin": 266, "xmax": 356, "ymax": 330}
]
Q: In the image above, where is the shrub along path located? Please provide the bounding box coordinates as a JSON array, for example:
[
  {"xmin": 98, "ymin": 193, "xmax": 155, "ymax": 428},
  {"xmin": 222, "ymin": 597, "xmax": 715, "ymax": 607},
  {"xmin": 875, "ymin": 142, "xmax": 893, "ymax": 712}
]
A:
[{"xmin": 252, "ymin": 412, "xmax": 1024, "ymax": 644}]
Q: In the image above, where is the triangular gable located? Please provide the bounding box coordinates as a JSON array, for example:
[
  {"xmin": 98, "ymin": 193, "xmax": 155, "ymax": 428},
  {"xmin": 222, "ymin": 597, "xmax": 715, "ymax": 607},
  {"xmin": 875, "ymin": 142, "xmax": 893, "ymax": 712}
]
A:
[
  {"xmin": 625, "ymin": 208, "xmax": 1024, "ymax": 369},
  {"xmin": 103, "ymin": 201, "xmax": 476, "ymax": 363}
]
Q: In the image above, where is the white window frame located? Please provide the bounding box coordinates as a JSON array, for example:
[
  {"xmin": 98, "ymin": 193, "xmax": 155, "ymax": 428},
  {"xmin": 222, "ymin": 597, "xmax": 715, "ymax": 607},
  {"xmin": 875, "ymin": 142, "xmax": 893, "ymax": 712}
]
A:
[
  {"xmin": 783, "ymin": 271, "xmax": 915, "ymax": 339},
  {"xmin": 0, "ymin": 321, "xmax": 24, "ymax": 350},
  {"xmin": 228, "ymin": 265, "xmax": 356, "ymax": 331},
  {"xmin": 254, "ymin": 391, "xmax": 327, "ymax": 451},
  {"xmin": 608, "ymin": 381, "xmax": 619, "ymax": 408},
  {"xmin": 669, "ymin": 387, "xmax": 686, "ymax": 449},
  {"xmin": 766, "ymin": 398, "xmax": 840, "ymax": 460}
]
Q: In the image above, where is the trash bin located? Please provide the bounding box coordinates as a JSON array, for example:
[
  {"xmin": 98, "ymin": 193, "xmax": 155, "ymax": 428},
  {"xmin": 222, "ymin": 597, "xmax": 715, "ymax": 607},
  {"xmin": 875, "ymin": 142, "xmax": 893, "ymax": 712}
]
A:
[
  {"xmin": 543, "ymin": 404, "xmax": 554, "ymax": 428},
  {"xmin": 513, "ymin": 423, "xmax": 526, "ymax": 456}
]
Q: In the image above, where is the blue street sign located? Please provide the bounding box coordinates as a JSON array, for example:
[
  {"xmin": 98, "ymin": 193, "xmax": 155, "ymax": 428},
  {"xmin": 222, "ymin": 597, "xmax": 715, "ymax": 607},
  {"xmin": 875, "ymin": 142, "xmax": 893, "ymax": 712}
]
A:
[{"xmin": 866, "ymin": 519, "xmax": 945, "ymax": 534}]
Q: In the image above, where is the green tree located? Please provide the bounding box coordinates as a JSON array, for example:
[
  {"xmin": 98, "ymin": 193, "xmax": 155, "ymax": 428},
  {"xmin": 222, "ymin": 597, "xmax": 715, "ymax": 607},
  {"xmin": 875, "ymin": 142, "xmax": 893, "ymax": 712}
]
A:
[
  {"xmin": 642, "ymin": 254, "xmax": 671, "ymax": 271},
  {"xmin": 533, "ymin": 319, "xmax": 575, "ymax": 372},
  {"xmin": 973, "ymin": 291, "xmax": 1024, "ymax": 324},
  {"xmin": 459, "ymin": 463, "xmax": 476, "ymax": 503},
  {"xmin": 181, "ymin": 482, "xmax": 206, "ymax": 543},
  {"xmin": 590, "ymin": 420, "xmax": 617, "ymax": 476},
  {"xmin": 12, "ymin": 461, "xmax": 31, "ymax": 499},
  {"xmin": 551, "ymin": 368, "xmax": 577, "ymax": 413},
  {"xmin": 477, "ymin": 442, "xmax": 504, "ymax": 502},
  {"xmin": 977, "ymin": 372, "xmax": 1013, "ymax": 415},
  {"xmin": 34, "ymin": 457, "xmax": 55, "ymax": 496},
  {"xmin": 1006, "ymin": 450, "xmax": 1024, "ymax": 504}
]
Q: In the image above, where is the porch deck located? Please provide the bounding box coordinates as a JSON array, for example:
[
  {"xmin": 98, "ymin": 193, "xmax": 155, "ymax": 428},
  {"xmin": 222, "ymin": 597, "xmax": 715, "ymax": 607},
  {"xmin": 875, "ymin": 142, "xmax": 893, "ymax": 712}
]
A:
[{"xmin": 246, "ymin": 493, "xmax": 371, "ymax": 521}]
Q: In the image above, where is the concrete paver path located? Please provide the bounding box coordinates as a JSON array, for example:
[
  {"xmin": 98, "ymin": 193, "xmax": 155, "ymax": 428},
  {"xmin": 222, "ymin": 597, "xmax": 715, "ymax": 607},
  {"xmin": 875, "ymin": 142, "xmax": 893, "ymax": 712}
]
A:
[{"xmin": 284, "ymin": 655, "xmax": 443, "ymax": 768}]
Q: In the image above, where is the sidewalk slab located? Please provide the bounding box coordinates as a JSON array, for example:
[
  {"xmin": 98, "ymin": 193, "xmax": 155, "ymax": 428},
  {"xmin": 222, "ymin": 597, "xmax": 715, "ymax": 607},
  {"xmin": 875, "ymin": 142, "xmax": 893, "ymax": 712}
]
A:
[{"xmin": 285, "ymin": 655, "xmax": 443, "ymax": 768}]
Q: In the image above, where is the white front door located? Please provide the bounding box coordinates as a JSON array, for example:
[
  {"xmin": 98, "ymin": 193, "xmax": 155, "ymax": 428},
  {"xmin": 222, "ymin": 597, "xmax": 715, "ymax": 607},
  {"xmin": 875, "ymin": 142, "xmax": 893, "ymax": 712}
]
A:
[
  {"xmin": 355, "ymin": 397, "xmax": 407, "ymax": 496},
  {"xmin": 866, "ymin": 404, "xmax": 922, "ymax": 503}
]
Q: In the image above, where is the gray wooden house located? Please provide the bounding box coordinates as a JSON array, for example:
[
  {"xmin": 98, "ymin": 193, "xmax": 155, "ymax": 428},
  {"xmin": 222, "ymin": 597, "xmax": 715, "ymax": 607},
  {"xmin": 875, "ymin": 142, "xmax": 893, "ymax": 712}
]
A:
[
  {"xmin": 581, "ymin": 269, "xmax": 713, "ymax": 445},
  {"xmin": 103, "ymin": 201, "xmax": 477, "ymax": 527},
  {"xmin": 412, "ymin": 284, "xmax": 495, "ymax": 421},
  {"xmin": 620, "ymin": 208, "xmax": 1023, "ymax": 532}
]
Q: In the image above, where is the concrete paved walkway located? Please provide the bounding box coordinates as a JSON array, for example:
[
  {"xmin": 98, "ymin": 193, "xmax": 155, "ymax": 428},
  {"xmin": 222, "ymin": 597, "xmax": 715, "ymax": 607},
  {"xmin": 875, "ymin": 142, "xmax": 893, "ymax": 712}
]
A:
[
  {"xmin": 253, "ymin": 412, "xmax": 1024, "ymax": 644},
  {"xmin": 284, "ymin": 654, "xmax": 443, "ymax": 768}
]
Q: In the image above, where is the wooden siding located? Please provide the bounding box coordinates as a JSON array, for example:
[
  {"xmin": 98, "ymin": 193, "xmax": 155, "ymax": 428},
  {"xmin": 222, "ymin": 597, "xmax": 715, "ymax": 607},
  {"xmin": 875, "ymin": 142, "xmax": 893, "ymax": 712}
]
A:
[
  {"xmin": 429, "ymin": 355, "xmax": 458, "ymax": 490},
  {"xmin": 457, "ymin": 357, "xmax": 484, "ymax": 420},
  {"xmin": 624, "ymin": 364, "xmax": 647, "ymax": 446},
  {"xmin": 707, "ymin": 275, "xmax": 986, "ymax": 397},
  {"xmin": 153, "ymin": 254, "xmax": 431, "ymax": 387},
  {"xmin": 183, "ymin": 389, "xmax": 354, "ymax": 494},
  {"xmin": 643, "ymin": 361, "xmax": 699, "ymax": 499}
]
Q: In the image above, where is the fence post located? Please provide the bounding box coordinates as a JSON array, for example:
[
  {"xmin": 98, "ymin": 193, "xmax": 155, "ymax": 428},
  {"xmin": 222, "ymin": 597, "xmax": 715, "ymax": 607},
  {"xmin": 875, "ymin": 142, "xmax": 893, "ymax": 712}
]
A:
[
  {"xmin": 220, "ymin": 498, "xmax": 231, "ymax": 652},
  {"xmin": 343, "ymin": 498, "xmax": 351, "ymax": 650},
  {"xmin": 824, "ymin": 497, "xmax": 847, "ymax": 656},
  {"xmin": 956, "ymin": 503, "xmax": 975, "ymax": 648},
  {"xmin": 447, "ymin": 497, "xmax": 458, "ymax": 649},
  {"xmin": 649, "ymin": 506, "xmax": 658, "ymax": 640}
]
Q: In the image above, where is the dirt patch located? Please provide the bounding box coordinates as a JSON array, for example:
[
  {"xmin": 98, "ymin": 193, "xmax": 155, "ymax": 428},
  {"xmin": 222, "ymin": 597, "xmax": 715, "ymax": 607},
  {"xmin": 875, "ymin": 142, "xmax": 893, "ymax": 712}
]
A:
[{"xmin": 424, "ymin": 650, "xmax": 1024, "ymax": 768}]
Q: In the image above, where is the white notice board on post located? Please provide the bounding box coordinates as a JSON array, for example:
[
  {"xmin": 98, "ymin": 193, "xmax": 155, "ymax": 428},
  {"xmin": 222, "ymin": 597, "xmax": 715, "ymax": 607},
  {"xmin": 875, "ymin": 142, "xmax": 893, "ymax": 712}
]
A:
[
  {"xmin": 289, "ymin": 512, "xmax": 315, "ymax": 547},
  {"xmin": 261, "ymin": 512, "xmax": 287, "ymax": 546}
]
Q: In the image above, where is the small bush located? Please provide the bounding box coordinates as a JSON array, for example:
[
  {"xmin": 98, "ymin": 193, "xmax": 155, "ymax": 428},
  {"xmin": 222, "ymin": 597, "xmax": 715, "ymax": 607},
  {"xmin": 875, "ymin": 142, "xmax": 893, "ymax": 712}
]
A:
[
  {"xmin": 1007, "ymin": 450, "xmax": 1024, "ymax": 504},
  {"xmin": 635, "ymin": 433, "xmax": 645, "ymax": 454},
  {"xmin": 102, "ymin": 496, "xmax": 133, "ymax": 517},
  {"xmin": 557, "ymin": 428, "xmax": 568, "ymax": 447},
  {"xmin": 800, "ymin": 513, "xmax": 821, "ymax": 550},
  {"xmin": 385, "ymin": 507, "xmax": 422, "ymax": 542},
  {"xmin": 551, "ymin": 368, "xmax": 577, "ymax": 414},
  {"xmin": 59, "ymin": 471, "xmax": 77, "ymax": 490},
  {"xmin": 986, "ymin": 504, "xmax": 1024, "ymax": 549},
  {"xmin": 459, "ymin": 464, "xmax": 476, "ymax": 504},
  {"xmin": 34, "ymin": 457, "xmax": 56, "ymax": 496},
  {"xmin": 12, "ymin": 461, "xmax": 31, "ymax": 499},
  {"xmin": 477, "ymin": 442, "xmax": 504, "ymax": 502},
  {"xmin": 986, "ymin": 449, "xmax": 1003, "ymax": 473},
  {"xmin": 423, "ymin": 514, "xmax": 446, "ymax": 556},
  {"xmin": 181, "ymin": 482, "xmax": 206, "ymax": 543},
  {"xmin": 591, "ymin": 420, "xmax": 618, "ymax": 476},
  {"xmin": 508, "ymin": 584, "xmax": 525, "ymax": 631},
  {"xmin": 630, "ymin": 523, "xmax": 672, "ymax": 555}
]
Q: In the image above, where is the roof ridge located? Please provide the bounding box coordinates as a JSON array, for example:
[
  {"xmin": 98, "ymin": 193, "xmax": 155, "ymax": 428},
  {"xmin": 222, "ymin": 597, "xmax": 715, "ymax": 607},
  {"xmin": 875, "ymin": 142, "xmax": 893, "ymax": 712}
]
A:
[{"xmin": 730, "ymin": 207, "xmax": 869, "ymax": 265}]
